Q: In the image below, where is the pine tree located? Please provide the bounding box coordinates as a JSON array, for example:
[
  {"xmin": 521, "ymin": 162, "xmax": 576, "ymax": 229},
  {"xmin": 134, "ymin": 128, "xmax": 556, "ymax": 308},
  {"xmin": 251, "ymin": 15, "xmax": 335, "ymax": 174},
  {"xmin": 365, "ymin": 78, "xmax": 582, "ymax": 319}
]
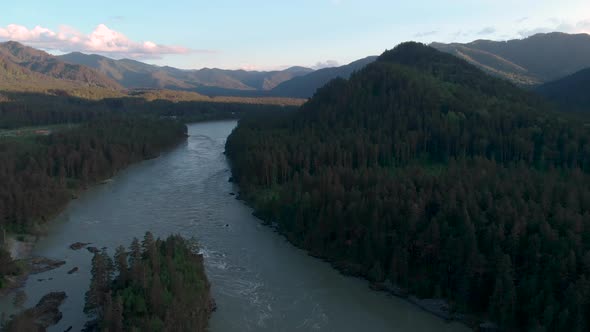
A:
[
  {"xmin": 489, "ymin": 255, "xmax": 516, "ymax": 327},
  {"xmin": 111, "ymin": 296, "xmax": 124, "ymax": 332},
  {"xmin": 114, "ymin": 245, "xmax": 129, "ymax": 286},
  {"xmin": 84, "ymin": 250, "xmax": 114, "ymax": 315}
]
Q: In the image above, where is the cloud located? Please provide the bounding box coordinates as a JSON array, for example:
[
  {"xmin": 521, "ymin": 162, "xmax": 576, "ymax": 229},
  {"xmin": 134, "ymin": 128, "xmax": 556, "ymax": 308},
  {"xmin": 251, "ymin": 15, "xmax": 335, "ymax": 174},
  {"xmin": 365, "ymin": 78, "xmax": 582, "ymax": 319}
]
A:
[
  {"xmin": 413, "ymin": 30, "xmax": 437, "ymax": 38},
  {"xmin": 518, "ymin": 27, "xmax": 553, "ymax": 37},
  {"xmin": 312, "ymin": 60, "xmax": 339, "ymax": 69},
  {"xmin": 518, "ymin": 19, "xmax": 590, "ymax": 38},
  {"xmin": 0, "ymin": 23, "xmax": 211, "ymax": 59},
  {"xmin": 452, "ymin": 30, "xmax": 471, "ymax": 38},
  {"xmin": 477, "ymin": 27, "xmax": 496, "ymax": 35}
]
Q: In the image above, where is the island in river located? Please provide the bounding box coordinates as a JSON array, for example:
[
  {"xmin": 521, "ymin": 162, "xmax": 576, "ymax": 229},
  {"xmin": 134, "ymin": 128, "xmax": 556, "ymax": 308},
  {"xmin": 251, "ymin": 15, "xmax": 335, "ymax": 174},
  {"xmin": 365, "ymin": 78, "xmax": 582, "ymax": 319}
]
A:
[
  {"xmin": 0, "ymin": 120, "xmax": 468, "ymax": 332},
  {"xmin": 82, "ymin": 233, "xmax": 213, "ymax": 332}
]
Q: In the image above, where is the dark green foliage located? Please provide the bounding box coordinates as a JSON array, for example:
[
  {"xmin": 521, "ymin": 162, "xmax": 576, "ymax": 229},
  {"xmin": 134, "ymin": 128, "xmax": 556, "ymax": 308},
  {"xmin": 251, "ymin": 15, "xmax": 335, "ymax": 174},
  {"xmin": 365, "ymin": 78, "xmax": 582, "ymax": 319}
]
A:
[
  {"xmin": 226, "ymin": 43, "xmax": 590, "ymax": 331},
  {"xmin": 0, "ymin": 92, "xmax": 296, "ymax": 129},
  {"xmin": 0, "ymin": 247, "xmax": 21, "ymax": 288},
  {"xmin": 85, "ymin": 249, "xmax": 115, "ymax": 315},
  {"xmin": 86, "ymin": 233, "xmax": 212, "ymax": 332},
  {"xmin": 0, "ymin": 117, "xmax": 187, "ymax": 232},
  {"xmin": 0, "ymin": 116, "xmax": 186, "ymax": 282},
  {"xmin": 536, "ymin": 68, "xmax": 590, "ymax": 113}
]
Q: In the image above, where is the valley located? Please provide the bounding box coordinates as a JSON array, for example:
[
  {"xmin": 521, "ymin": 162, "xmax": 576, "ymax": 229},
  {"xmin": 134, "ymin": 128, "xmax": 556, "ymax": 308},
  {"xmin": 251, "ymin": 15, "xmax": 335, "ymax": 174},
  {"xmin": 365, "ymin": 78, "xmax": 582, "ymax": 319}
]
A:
[
  {"xmin": 0, "ymin": 121, "xmax": 468, "ymax": 332},
  {"xmin": 1, "ymin": 15, "xmax": 590, "ymax": 331}
]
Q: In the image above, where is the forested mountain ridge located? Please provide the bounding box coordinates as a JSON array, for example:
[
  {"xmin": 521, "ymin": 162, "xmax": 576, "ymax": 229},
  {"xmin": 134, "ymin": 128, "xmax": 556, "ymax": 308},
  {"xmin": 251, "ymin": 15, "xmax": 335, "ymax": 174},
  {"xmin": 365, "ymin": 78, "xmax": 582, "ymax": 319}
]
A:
[
  {"xmin": 226, "ymin": 42, "xmax": 590, "ymax": 331},
  {"xmin": 536, "ymin": 67, "xmax": 590, "ymax": 113},
  {"xmin": 432, "ymin": 32, "xmax": 590, "ymax": 85},
  {"xmin": 269, "ymin": 56, "xmax": 377, "ymax": 98},
  {"xmin": 58, "ymin": 52, "xmax": 313, "ymax": 91},
  {"xmin": 0, "ymin": 41, "xmax": 122, "ymax": 89},
  {"xmin": 58, "ymin": 51, "xmax": 380, "ymax": 99}
]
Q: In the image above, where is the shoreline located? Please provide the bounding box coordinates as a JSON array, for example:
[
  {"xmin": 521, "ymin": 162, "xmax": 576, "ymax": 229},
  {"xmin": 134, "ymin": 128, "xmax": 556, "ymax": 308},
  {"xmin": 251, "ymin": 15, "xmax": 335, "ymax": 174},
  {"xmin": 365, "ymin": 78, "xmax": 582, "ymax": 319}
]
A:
[
  {"xmin": 0, "ymin": 133, "xmax": 189, "ymax": 304},
  {"xmin": 0, "ymin": 235, "xmax": 37, "ymax": 298},
  {"xmin": 236, "ymin": 194, "xmax": 487, "ymax": 331}
]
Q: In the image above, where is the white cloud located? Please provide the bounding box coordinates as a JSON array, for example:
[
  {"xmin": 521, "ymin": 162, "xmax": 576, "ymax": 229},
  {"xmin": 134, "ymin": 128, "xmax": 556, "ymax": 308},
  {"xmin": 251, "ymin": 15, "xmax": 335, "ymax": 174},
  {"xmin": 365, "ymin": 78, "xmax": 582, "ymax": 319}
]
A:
[
  {"xmin": 0, "ymin": 24, "xmax": 211, "ymax": 59},
  {"xmin": 518, "ymin": 18, "xmax": 590, "ymax": 37},
  {"xmin": 312, "ymin": 60, "xmax": 339, "ymax": 69}
]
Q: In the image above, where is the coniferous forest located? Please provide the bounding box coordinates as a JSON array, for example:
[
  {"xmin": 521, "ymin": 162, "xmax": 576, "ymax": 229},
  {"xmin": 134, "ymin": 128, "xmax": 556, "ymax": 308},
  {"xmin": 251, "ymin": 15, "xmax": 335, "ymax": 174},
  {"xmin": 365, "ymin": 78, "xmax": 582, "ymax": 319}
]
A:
[
  {"xmin": 0, "ymin": 118, "xmax": 187, "ymax": 233},
  {"xmin": 83, "ymin": 233, "xmax": 213, "ymax": 332},
  {"xmin": 226, "ymin": 43, "xmax": 590, "ymax": 331},
  {"xmin": 0, "ymin": 115, "xmax": 187, "ymax": 288}
]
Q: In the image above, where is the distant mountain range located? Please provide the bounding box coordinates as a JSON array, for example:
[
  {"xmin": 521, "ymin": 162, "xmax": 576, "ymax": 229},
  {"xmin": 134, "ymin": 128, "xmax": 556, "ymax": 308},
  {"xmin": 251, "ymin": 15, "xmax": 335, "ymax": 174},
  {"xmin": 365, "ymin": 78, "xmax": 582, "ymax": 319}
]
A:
[
  {"xmin": 0, "ymin": 41, "xmax": 122, "ymax": 95},
  {"xmin": 58, "ymin": 52, "xmax": 313, "ymax": 91},
  {"xmin": 431, "ymin": 32, "xmax": 590, "ymax": 85},
  {"xmin": 56, "ymin": 49, "xmax": 380, "ymax": 99},
  {"xmin": 179, "ymin": 56, "xmax": 378, "ymax": 99},
  {"xmin": 270, "ymin": 56, "xmax": 378, "ymax": 98},
  {"xmin": 3, "ymin": 32, "xmax": 590, "ymax": 101}
]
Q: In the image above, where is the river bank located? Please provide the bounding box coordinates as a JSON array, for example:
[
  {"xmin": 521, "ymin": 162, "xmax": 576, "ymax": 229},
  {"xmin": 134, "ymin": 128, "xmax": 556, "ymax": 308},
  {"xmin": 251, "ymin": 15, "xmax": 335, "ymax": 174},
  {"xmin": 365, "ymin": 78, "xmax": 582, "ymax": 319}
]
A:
[
  {"xmin": 252, "ymin": 211, "xmax": 482, "ymax": 331},
  {"xmin": 0, "ymin": 120, "xmax": 188, "ymax": 324},
  {"xmin": 232, "ymin": 176, "xmax": 483, "ymax": 330},
  {"xmin": 0, "ymin": 121, "xmax": 469, "ymax": 332}
]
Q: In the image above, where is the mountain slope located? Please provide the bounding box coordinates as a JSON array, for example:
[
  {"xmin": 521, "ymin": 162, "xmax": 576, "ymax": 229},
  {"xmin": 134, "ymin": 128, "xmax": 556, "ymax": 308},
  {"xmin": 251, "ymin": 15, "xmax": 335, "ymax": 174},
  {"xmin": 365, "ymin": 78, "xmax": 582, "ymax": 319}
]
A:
[
  {"xmin": 226, "ymin": 42, "xmax": 590, "ymax": 331},
  {"xmin": 536, "ymin": 67, "xmax": 590, "ymax": 112},
  {"xmin": 58, "ymin": 52, "xmax": 313, "ymax": 91},
  {"xmin": 0, "ymin": 41, "xmax": 121, "ymax": 89},
  {"xmin": 270, "ymin": 56, "xmax": 377, "ymax": 98},
  {"xmin": 432, "ymin": 32, "xmax": 590, "ymax": 85}
]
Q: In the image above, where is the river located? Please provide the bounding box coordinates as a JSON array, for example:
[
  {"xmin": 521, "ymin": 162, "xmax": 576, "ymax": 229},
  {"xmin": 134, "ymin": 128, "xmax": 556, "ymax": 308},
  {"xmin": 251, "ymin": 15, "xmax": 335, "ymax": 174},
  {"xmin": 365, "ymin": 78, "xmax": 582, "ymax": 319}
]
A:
[{"xmin": 0, "ymin": 120, "xmax": 468, "ymax": 332}]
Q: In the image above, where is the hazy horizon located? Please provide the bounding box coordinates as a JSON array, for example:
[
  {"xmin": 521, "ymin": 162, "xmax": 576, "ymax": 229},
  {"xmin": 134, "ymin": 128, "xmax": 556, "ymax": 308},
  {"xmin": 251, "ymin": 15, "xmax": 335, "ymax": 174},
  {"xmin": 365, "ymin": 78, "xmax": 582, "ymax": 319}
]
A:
[{"xmin": 1, "ymin": 0, "xmax": 589, "ymax": 71}]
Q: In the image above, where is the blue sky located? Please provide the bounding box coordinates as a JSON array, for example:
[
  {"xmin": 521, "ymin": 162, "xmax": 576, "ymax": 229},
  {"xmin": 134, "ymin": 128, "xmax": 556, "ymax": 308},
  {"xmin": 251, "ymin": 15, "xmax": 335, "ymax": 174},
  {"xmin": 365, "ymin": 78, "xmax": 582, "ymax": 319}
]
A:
[{"xmin": 1, "ymin": 0, "xmax": 589, "ymax": 70}]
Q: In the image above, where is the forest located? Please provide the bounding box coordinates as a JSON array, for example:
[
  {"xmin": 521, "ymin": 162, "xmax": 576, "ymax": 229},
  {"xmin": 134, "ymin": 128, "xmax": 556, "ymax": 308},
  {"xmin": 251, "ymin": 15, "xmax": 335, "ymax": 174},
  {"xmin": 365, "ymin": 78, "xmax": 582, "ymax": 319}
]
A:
[
  {"xmin": 0, "ymin": 115, "xmax": 187, "ymax": 287},
  {"xmin": 0, "ymin": 87, "xmax": 293, "ymax": 290},
  {"xmin": 226, "ymin": 43, "xmax": 590, "ymax": 331},
  {"xmin": 83, "ymin": 233, "xmax": 213, "ymax": 332},
  {"xmin": 0, "ymin": 92, "xmax": 297, "ymax": 129},
  {"xmin": 0, "ymin": 118, "xmax": 187, "ymax": 232}
]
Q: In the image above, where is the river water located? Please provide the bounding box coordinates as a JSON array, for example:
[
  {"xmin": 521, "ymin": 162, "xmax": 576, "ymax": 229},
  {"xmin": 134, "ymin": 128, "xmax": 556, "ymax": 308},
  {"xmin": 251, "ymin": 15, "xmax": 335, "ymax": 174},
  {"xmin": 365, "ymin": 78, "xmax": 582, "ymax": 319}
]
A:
[{"xmin": 0, "ymin": 120, "xmax": 468, "ymax": 332}]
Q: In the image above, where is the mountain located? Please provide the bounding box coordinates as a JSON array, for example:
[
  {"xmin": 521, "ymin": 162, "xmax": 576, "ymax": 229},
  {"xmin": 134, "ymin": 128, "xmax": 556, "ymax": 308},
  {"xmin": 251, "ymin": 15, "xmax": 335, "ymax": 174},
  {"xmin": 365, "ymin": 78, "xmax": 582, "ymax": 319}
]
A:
[
  {"xmin": 536, "ymin": 67, "xmax": 590, "ymax": 112},
  {"xmin": 270, "ymin": 56, "xmax": 378, "ymax": 98},
  {"xmin": 59, "ymin": 52, "xmax": 191, "ymax": 89},
  {"xmin": 58, "ymin": 52, "xmax": 313, "ymax": 91},
  {"xmin": 59, "ymin": 51, "xmax": 381, "ymax": 99},
  {"xmin": 0, "ymin": 41, "xmax": 121, "ymax": 90},
  {"xmin": 226, "ymin": 42, "xmax": 590, "ymax": 331},
  {"xmin": 431, "ymin": 32, "xmax": 590, "ymax": 85}
]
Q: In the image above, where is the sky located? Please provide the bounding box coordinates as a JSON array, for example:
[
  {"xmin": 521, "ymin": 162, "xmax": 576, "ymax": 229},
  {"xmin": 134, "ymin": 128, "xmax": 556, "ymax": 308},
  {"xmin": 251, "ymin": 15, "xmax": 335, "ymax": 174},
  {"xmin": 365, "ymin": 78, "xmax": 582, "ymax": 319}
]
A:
[{"xmin": 0, "ymin": 0, "xmax": 589, "ymax": 70}]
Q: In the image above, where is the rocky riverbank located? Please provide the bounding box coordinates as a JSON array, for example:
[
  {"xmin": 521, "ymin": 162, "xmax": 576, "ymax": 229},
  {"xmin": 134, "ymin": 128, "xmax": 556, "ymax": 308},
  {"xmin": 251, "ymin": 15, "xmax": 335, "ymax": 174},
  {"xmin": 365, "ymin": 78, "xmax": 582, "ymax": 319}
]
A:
[
  {"xmin": 0, "ymin": 256, "xmax": 66, "ymax": 298},
  {"xmin": 2, "ymin": 291, "xmax": 67, "ymax": 331}
]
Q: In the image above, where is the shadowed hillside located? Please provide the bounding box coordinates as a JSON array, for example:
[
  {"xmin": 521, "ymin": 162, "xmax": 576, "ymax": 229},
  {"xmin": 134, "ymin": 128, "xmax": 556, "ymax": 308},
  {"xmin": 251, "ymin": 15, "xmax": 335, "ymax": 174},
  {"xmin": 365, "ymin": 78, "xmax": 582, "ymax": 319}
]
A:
[
  {"xmin": 227, "ymin": 42, "xmax": 590, "ymax": 331},
  {"xmin": 536, "ymin": 67, "xmax": 590, "ymax": 112},
  {"xmin": 270, "ymin": 56, "xmax": 377, "ymax": 98},
  {"xmin": 432, "ymin": 32, "xmax": 590, "ymax": 85}
]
